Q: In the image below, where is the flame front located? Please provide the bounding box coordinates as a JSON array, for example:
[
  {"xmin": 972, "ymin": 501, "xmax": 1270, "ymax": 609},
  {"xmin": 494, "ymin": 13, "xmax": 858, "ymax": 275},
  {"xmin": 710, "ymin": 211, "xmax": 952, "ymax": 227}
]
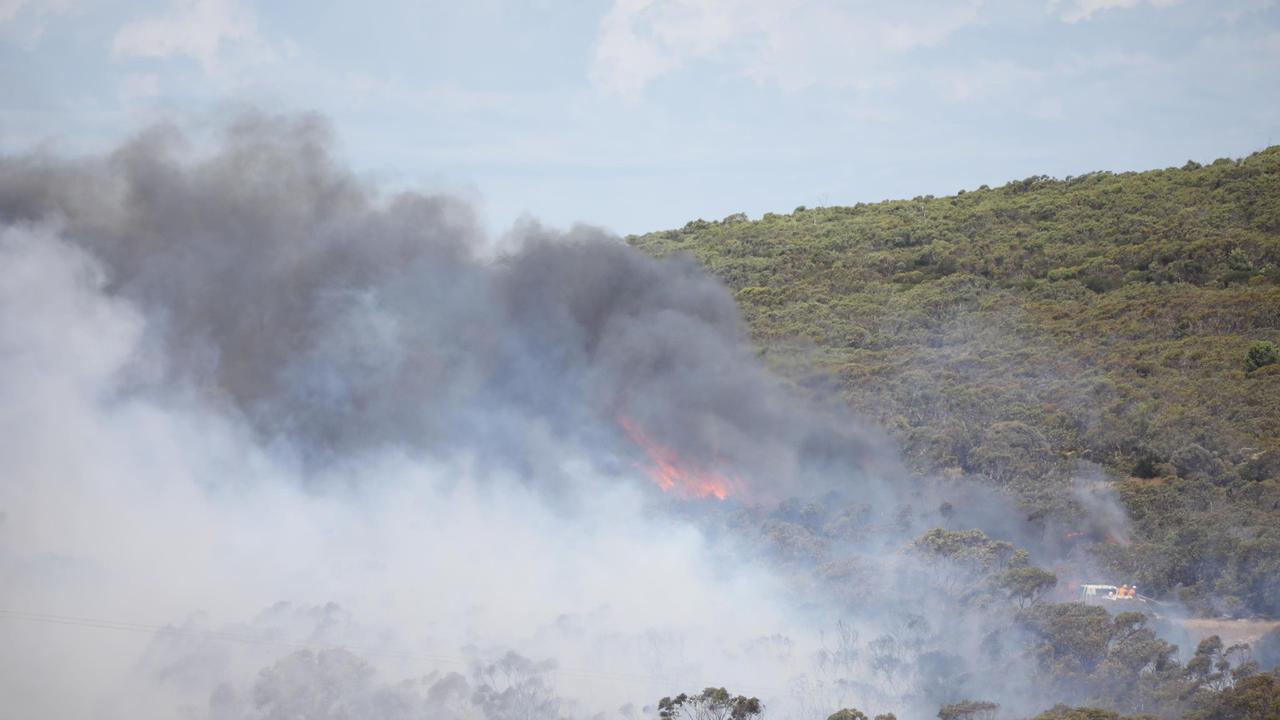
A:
[{"xmin": 617, "ymin": 414, "xmax": 737, "ymax": 500}]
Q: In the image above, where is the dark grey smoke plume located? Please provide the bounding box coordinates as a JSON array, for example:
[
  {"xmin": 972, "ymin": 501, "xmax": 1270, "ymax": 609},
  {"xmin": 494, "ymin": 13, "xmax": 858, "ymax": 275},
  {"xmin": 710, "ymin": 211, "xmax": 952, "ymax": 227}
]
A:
[
  {"xmin": 0, "ymin": 112, "xmax": 1114, "ymax": 720},
  {"xmin": 0, "ymin": 111, "xmax": 884, "ymax": 496}
]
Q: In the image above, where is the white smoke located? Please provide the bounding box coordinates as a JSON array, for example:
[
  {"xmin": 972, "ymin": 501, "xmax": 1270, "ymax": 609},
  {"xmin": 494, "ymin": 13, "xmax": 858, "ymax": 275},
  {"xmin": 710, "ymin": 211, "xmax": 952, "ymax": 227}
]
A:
[{"xmin": 0, "ymin": 115, "xmax": 1104, "ymax": 720}]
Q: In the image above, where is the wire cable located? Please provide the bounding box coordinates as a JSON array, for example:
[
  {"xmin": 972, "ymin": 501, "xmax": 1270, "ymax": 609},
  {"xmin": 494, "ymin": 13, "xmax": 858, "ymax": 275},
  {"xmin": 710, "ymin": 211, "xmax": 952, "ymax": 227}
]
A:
[{"xmin": 0, "ymin": 607, "xmax": 807, "ymax": 697}]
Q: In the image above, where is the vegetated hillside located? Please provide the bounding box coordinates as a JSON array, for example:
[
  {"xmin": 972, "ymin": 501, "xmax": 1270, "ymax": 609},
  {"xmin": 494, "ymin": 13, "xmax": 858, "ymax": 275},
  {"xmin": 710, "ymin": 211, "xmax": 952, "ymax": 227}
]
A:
[{"xmin": 628, "ymin": 147, "xmax": 1280, "ymax": 617}]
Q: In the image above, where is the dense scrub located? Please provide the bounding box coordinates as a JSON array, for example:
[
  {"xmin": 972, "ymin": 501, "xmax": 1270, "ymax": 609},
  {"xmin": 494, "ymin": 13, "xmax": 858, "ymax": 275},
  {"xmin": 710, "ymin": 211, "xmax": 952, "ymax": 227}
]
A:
[{"xmin": 629, "ymin": 147, "xmax": 1280, "ymax": 617}]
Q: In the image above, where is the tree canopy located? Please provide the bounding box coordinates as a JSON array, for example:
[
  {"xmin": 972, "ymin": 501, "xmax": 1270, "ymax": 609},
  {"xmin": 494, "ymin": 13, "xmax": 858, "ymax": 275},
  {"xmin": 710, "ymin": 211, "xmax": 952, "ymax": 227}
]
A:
[{"xmin": 629, "ymin": 146, "xmax": 1280, "ymax": 616}]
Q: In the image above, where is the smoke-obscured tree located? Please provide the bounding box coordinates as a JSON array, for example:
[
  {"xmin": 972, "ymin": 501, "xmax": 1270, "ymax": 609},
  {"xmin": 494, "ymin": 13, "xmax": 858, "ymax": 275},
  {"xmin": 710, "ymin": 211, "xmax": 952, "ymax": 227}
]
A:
[
  {"xmin": 423, "ymin": 671, "xmax": 476, "ymax": 718},
  {"xmin": 999, "ymin": 565, "xmax": 1058, "ymax": 607},
  {"xmin": 913, "ymin": 528, "xmax": 1046, "ymax": 605},
  {"xmin": 1018, "ymin": 603, "xmax": 1120, "ymax": 678},
  {"xmin": 1181, "ymin": 671, "xmax": 1280, "ymax": 720},
  {"xmin": 233, "ymin": 646, "xmax": 568, "ymax": 720},
  {"xmin": 240, "ymin": 649, "xmax": 482, "ymax": 720},
  {"xmin": 814, "ymin": 620, "xmax": 860, "ymax": 677},
  {"xmin": 1185, "ymin": 635, "xmax": 1256, "ymax": 694},
  {"xmin": 470, "ymin": 651, "xmax": 561, "ymax": 720},
  {"xmin": 1089, "ymin": 612, "xmax": 1182, "ymax": 711},
  {"xmin": 1186, "ymin": 635, "xmax": 1227, "ymax": 686},
  {"xmin": 935, "ymin": 699, "xmax": 998, "ymax": 720},
  {"xmin": 868, "ymin": 634, "xmax": 907, "ymax": 693},
  {"xmin": 913, "ymin": 529, "xmax": 1018, "ymax": 573},
  {"xmin": 1029, "ymin": 705, "xmax": 1157, "ymax": 720},
  {"xmin": 252, "ymin": 649, "xmax": 376, "ymax": 720},
  {"xmin": 657, "ymin": 688, "xmax": 762, "ymax": 720},
  {"xmin": 1257, "ymin": 628, "xmax": 1280, "ymax": 671},
  {"xmin": 1014, "ymin": 604, "xmax": 1225, "ymax": 714},
  {"xmin": 828, "ymin": 709, "xmax": 898, "ymax": 720},
  {"xmin": 915, "ymin": 650, "xmax": 973, "ymax": 707}
]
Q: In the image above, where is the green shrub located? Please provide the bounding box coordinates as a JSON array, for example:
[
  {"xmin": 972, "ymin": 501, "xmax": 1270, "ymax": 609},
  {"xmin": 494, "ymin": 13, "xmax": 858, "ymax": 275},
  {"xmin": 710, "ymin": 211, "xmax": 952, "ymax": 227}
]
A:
[{"xmin": 1246, "ymin": 340, "xmax": 1279, "ymax": 372}]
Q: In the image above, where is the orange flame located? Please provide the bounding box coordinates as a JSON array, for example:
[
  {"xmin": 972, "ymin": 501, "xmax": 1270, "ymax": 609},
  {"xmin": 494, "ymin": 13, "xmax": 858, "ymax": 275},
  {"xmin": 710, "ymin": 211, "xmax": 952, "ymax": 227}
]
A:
[{"xmin": 617, "ymin": 414, "xmax": 737, "ymax": 500}]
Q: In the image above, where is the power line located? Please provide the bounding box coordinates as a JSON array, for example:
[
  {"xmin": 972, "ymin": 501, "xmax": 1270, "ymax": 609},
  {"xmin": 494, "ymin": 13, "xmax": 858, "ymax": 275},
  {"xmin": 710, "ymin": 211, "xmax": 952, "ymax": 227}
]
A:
[
  {"xmin": 0, "ymin": 608, "xmax": 473, "ymax": 664},
  {"xmin": 0, "ymin": 608, "xmax": 813, "ymax": 698}
]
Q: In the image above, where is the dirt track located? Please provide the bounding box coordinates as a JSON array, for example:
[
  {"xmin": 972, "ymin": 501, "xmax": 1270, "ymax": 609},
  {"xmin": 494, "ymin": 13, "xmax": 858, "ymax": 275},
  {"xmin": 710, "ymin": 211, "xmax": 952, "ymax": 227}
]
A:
[{"xmin": 1173, "ymin": 618, "xmax": 1280, "ymax": 647}]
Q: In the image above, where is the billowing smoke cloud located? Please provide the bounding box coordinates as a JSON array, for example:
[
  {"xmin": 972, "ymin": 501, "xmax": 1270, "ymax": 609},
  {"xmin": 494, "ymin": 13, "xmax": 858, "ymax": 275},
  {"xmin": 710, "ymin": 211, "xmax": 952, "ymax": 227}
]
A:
[
  {"xmin": 0, "ymin": 113, "xmax": 1102, "ymax": 720},
  {"xmin": 0, "ymin": 112, "xmax": 888, "ymax": 496}
]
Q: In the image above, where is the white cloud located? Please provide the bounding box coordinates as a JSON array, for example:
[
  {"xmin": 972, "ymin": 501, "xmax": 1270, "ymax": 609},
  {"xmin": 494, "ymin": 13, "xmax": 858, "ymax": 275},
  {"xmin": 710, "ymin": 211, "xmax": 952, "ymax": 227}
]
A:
[
  {"xmin": 929, "ymin": 60, "xmax": 1045, "ymax": 102},
  {"xmin": 111, "ymin": 0, "xmax": 275, "ymax": 72},
  {"xmin": 0, "ymin": 0, "xmax": 76, "ymax": 47},
  {"xmin": 0, "ymin": 0, "xmax": 69, "ymax": 25},
  {"xmin": 117, "ymin": 73, "xmax": 161, "ymax": 106},
  {"xmin": 590, "ymin": 0, "xmax": 985, "ymax": 97},
  {"xmin": 1048, "ymin": 0, "xmax": 1181, "ymax": 23},
  {"xmin": 0, "ymin": 0, "xmax": 28, "ymax": 24}
]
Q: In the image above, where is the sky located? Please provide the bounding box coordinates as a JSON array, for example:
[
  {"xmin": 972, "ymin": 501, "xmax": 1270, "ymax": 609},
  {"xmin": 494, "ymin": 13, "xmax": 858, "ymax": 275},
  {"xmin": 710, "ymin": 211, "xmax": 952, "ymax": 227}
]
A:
[{"xmin": 2, "ymin": 0, "xmax": 1279, "ymax": 236}]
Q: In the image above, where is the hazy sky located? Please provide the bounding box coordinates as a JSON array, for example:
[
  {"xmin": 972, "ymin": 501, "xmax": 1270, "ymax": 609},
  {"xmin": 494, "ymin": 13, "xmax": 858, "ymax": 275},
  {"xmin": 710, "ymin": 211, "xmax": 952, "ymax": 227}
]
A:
[{"xmin": 2, "ymin": 0, "xmax": 1278, "ymax": 235}]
